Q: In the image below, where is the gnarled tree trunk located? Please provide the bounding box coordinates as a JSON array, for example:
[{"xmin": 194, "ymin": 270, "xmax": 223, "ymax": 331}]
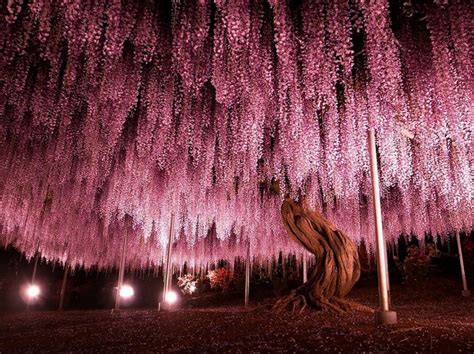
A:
[{"xmin": 274, "ymin": 198, "xmax": 373, "ymax": 313}]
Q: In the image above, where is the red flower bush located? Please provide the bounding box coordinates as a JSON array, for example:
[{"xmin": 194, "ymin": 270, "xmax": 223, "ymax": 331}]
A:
[{"xmin": 208, "ymin": 268, "xmax": 233, "ymax": 292}]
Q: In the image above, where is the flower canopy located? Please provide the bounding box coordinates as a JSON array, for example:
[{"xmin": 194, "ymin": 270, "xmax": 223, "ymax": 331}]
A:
[{"xmin": 0, "ymin": 0, "xmax": 472, "ymax": 268}]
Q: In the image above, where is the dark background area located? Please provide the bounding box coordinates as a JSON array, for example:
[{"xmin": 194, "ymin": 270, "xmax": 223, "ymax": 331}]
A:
[{"xmin": 0, "ymin": 231, "xmax": 472, "ymax": 313}]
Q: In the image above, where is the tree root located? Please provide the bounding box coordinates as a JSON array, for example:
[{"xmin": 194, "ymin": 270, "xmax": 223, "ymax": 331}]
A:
[
  {"xmin": 273, "ymin": 287, "xmax": 373, "ymax": 314},
  {"xmin": 330, "ymin": 297, "xmax": 374, "ymax": 313},
  {"xmin": 274, "ymin": 290, "xmax": 308, "ymax": 314}
]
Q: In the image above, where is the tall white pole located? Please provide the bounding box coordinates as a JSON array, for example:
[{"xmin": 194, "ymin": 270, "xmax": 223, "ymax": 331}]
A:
[
  {"xmin": 31, "ymin": 252, "xmax": 39, "ymax": 284},
  {"xmin": 244, "ymin": 228, "xmax": 250, "ymax": 307},
  {"xmin": 302, "ymin": 252, "xmax": 308, "ymax": 283},
  {"xmin": 114, "ymin": 229, "xmax": 128, "ymax": 311},
  {"xmin": 59, "ymin": 262, "xmax": 68, "ymax": 311},
  {"xmin": 27, "ymin": 252, "xmax": 40, "ymax": 310},
  {"xmin": 245, "ymin": 242, "xmax": 250, "ymax": 307},
  {"xmin": 455, "ymin": 233, "xmax": 471, "ymax": 297},
  {"xmin": 368, "ymin": 128, "xmax": 397, "ymax": 325},
  {"xmin": 162, "ymin": 213, "xmax": 175, "ymax": 305}
]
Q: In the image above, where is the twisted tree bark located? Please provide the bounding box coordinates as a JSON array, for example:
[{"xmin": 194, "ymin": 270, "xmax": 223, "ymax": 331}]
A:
[{"xmin": 274, "ymin": 198, "xmax": 373, "ymax": 313}]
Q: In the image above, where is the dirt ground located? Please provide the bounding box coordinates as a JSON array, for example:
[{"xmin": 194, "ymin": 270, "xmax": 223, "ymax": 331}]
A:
[{"xmin": 0, "ymin": 279, "xmax": 473, "ymax": 352}]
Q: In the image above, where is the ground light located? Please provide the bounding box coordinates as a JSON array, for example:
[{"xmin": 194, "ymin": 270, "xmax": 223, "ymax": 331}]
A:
[
  {"xmin": 24, "ymin": 284, "xmax": 40, "ymax": 302},
  {"xmin": 119, "ymin": 284, "xmax": 134, "ymax": 299},
  {"xmin": 164, "ymin": 290, "xmax": 178, "ymax": 304},
  {"xmin": 26, "ymin": 284, "xmax": 40, "ymax": 298}
]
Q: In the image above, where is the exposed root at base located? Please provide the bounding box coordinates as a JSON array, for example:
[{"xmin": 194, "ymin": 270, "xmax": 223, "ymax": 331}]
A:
[{"xmin": 273, "ymin": 290, "xmax": 374, "ymax": 314}]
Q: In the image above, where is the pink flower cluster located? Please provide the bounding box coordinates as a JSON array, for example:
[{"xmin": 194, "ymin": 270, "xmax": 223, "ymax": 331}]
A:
[{"xmin": 0, "ymin": 0, "xmax": 472, "ymax": 269}]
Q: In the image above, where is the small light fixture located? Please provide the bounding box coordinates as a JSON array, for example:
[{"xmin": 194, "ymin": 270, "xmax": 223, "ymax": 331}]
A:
[
  {"xmin": 165, "ymin": 290, "xmax": 178, "ymax": 304},
  {"xmin": 26, "ymin": 284, "xmax": 40, "ymax": 299},
  {"xmin": 119, "ymin": 284, "xmax": 134, "ymax": 299}
]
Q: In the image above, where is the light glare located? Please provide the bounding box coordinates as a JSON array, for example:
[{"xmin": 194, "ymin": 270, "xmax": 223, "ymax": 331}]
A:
[
  {"xmin": 26, "ymin": 284, "xmax": 40, "ymax": 298},
  {"xmin": 119, "ymin": 285, "xmax": 134, "ymax": 298},
  {"xmin": 165, "ymin": 291, "xmax": 178, "ymax": 304}
]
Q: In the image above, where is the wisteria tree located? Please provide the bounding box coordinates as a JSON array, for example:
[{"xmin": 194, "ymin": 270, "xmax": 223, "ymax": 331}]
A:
[{"xmin": 0, "ymin": 0, "xmax": 472, "ymax": 287}]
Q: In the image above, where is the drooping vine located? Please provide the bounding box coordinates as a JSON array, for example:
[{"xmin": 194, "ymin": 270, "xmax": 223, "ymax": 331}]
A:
[{"xmin": 0, "ymin": 0, "xmax": 472, "ymax": 268}]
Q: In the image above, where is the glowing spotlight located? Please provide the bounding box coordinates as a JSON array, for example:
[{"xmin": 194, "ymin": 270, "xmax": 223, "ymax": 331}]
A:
[
  {"xmin": 119, "ymin": 285, "xmax": 134, "ymax": 299},
  {"xmin": 165, "ymin": 291, "xmax": 178, "ymax": 304},
  {"xmin": 26, "ymin": 284, "xmax": 40, "ymax": 298}
]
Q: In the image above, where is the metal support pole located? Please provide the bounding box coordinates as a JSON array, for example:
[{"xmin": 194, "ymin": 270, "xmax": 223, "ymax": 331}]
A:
[
  {"xmin": 455, "ymin": 233, "xmax": 471, "ymax": 297},
  {"xmin": 59, "ymin": 263, "xmax": 68, "ymax": 310},
  {"xmin": 368, "ymin": 128, "xmax": 397, "ymax": 325},
  {"xmin": 162, "ymin": 213, "xmax": 175, "ymax": 307},
  {"xmin": 199, "ymin": 240, "xmax": 205, "ymax": 280},
  {"xmin": 302, "ymin": 252, "xmax": 308, "ymax": 283},
  {"xmin": 114, "ymin": 229, "xmax": 128, "ymax": 311},
  {"xmin": 27, "ymin": 252, "xmax": 40, "ymax": 310},
  {"xmin": 32, "ymin": 252, "xmax": 39, "ymax": 284},
  {"xmin": 245, "ymin": 237, "xmax": 250, "ymax": 307}
]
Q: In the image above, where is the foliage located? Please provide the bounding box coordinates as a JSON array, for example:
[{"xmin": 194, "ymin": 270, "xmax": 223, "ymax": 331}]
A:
[
  {"xmin": 177, "ymin": 274, "xmax": 198, "ymax": 295},
  {"xmin": 208, "ymin": 268, "xmax": 234, "ymax": 292},
  {"xmin": 463, "ymin": 239, "xmax": 474, "ymax": 253},
  {"xmin": 462, "ymin": 238, "xmax": 474, "ymax": 275},
  {"xmin": 0, "ymin": 0, "xmax": 472, "ymax": 268},
  {"xmin": 400, "ymin": 244, "xmax": 438, "ymax": 282}
]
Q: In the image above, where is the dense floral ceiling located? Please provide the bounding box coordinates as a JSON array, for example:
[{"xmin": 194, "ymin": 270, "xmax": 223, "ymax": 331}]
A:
[{"xmin": 0, "ymin": 0, "xmax": 472, "ymax": 268}]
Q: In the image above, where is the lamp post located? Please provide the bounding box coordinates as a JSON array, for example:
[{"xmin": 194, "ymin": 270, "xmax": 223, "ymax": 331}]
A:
[
  {"xmin": 368, "ymin": 128, "xmax": 397, "ymax": 325},
  {"xmin": 59, "ymin": 262, "xmax": 69, "ymax": 311},
  {"xmin": 26, "ymin": 252, "xmax": 40, "ymax": 310},
  {"xmin": 161, "ymin": 213, "xmax": 175, "ymax": 310},
  {"xmin": 31, "ymin": 252, "xmax": 39, "ymax": 284},
  {"xmin": 113, "ymin": 228, "xmax": 128, "ymax": 312},
  {"xmin": 245, "ymin": 237, "xmax": 250, "ymax": 307},
  {"xmin": 455, "ymin": 233, "xmax": 471, "ymax": 297}
]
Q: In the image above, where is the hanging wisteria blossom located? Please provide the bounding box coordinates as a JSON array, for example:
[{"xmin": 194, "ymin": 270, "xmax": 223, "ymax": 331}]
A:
[{"xmin": 0, "ymin": 0, "xmax": 472, "ymax": 269}]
